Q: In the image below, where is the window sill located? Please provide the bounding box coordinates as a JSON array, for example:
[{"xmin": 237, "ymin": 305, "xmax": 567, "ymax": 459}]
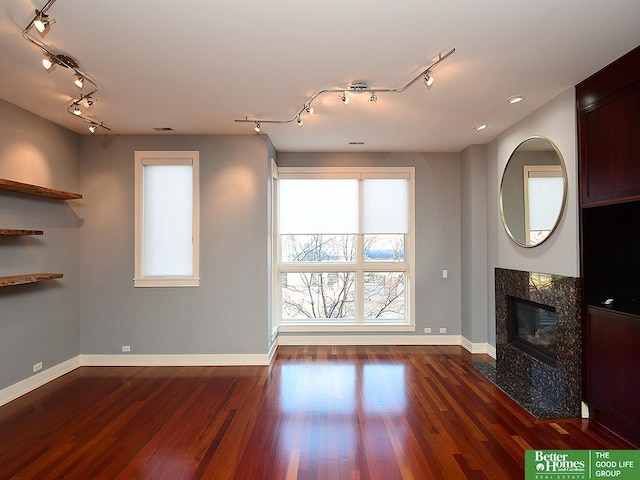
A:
[
  {"xmin": 278, "ymin": 323, "xmax": 416, "ymax": 333},
  {"xmin": 134, "ymin": 277, "xmax": 200, "ymax": 288}
]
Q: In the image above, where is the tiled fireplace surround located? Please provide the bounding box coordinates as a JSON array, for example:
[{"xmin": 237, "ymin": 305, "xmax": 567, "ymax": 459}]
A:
[{"xmin": 492, "ymin": 268, "xmax": 582, "ymax": 418}]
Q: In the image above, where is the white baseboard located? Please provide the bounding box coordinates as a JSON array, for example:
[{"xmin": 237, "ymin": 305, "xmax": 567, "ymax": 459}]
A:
[
  {"xmin": 80, "ymin": 353, "xmax": 273, "ymax": 367},
  {"xmin": 277, "ymin": 334, "xmax": 462, "ymax": 346},
  {"xmin": 0, "ymin": 356, "xmax": 81, "ymax": 408},
  {"xmin": 460, "ymin": 337, "xmax": 497, "ymax": 357},
  {"xmin": 581, "ymin": 401, "xmax": 589, "ymax": 419},
  {"xmin": 268, "ymin": 340, "xmax": 278, "ymax": 362}
]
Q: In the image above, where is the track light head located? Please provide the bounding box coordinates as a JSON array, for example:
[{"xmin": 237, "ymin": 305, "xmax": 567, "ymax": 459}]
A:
[
  {"xmin": 424, "ymin": 73, "xmax": 434, "ymax": 87},
  {"xmin": 254, "ymin": 122, "xmax": 261, "ymax": 133},
  {"xmin": 340, "ymin": 91, "xmax": 349, "ymax": 105},
  {"xmin": 305, "ymin": 103, "xmax": 314, "ymax": 115},
  {"xmin": 73, "ymin": 104, "xmax": 81, "ymax": 116},
  {"xmin": 74, "ymin": 75, "xmax": 84, "ymax": 89},
  {"xmin": 42, "ymin": 54, "xmax": 55, "ymax": 70},
  {"xmin": 89, "ymin": 125, "xmax": 97, "ymax": 134},
  {"xmin": 83, "ymin": 97, "xmax": 94, "ymax": 109},
  {"xmin": 34, "ymin": 9, "xmax": 53, "ymax": 33},
  {"xmin": 369, "ymin": 91, "xmax": 377, "ymax": 102},
  {"xmin": 296, "ymin": 115, "xmax": 303, "ymax": 127}
]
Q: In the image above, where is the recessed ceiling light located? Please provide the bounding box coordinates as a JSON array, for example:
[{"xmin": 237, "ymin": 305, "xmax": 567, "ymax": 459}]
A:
[
  {"xmin": 507, "ymin": 95, "xmax": 524, "ymax": 104},
  {"xmin": 474, "ymin": 124, "xmax": 487, "ymax": 131}
]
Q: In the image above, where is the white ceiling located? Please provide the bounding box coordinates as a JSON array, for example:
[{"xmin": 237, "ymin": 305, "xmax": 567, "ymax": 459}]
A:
[{"xmin": 0, "ymin": 1, "xmax": 638, "ymax": 152}]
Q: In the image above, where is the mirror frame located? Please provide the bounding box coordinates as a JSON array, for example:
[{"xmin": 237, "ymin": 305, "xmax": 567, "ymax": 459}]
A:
[{"xmin": 499, "ymin": 136, "xmax": 568, "ymax": 248}]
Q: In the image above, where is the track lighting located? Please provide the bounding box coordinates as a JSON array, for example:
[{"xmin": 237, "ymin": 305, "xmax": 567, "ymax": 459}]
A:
[
  {"xmin": 24, "ymin": 1, "xmax": 110, "ymax": 131},
  {"xmin": 424, "ymin": 73, "xmax": 434, "ymax": 87},
  {"xmin": 235, "ymin": 48, "xmax": 455, "ymax": 130},
  {"xmin": 33, "ymin": 9, "xmax": 52, "ymax": 33}
]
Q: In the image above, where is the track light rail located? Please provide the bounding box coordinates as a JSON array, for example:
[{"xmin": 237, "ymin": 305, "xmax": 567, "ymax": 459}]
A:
[{"xmin": 235, "ymin": 48, "xmax": 455, "ymax": 131}]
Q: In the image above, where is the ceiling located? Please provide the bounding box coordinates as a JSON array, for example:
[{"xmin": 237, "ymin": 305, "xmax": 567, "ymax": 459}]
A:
[{"xmin": 0, "ymin": 1, "xmax": 638, "ymax": 152}]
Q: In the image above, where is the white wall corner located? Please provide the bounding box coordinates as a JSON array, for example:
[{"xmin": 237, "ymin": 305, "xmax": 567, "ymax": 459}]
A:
[
  {"xmin": 0, "ymin": 356, "xmax": 81, "ymax": 408},
  {"xmin": 487, "ymin": 344, "xmax": 497, "ymax": 359}
]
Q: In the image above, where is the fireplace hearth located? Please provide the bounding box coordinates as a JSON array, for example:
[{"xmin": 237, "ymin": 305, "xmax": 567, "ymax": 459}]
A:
[{"xmin": 492, "ymin": 268, "xmax": 581, "ymax": 418}]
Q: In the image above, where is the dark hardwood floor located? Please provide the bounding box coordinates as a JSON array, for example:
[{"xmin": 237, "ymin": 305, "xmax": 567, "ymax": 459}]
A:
[{"xmin": 0, "ymin": 346, "xmax": 632, "ymax": 479}]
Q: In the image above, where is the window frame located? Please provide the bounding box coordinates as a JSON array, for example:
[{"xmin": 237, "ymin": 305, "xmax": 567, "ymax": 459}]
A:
[
  {"xmin": 134, "ymin": 151, "xmax": 200, "ymax": 287},
  {"xmin": 276, "ymin": 166, "xmax": 415, "ymax": 332}
]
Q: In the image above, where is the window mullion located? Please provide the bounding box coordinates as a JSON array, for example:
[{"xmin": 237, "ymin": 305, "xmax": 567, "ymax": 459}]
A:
[{"xmin": 356, "ymin": 179, "xmax": 364, "ymax": 324}]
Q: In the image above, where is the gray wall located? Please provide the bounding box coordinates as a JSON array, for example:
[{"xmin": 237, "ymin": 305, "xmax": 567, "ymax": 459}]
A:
[
  {"xmin": 277, "ymin": 152, "xmax": 462, "ymax": 337},
  {"xmin": 460, "ymin": 145, "xmax": 488, "ymax": 344},
  {"xmin": 0, "ymin": 99, "xmax": 81, "ymax": 389},
  {"xmin": 78, "ymin": 135, "xmax": 272, "ymax": 355},
  {"xmin": 492, "ymin": 89, "xmax": 579, "ymax": 277}
]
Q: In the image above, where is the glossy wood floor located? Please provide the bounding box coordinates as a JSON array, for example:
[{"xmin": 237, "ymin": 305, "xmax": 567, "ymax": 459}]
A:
[{"xmin": 0, "ymin": 346, "xmax": 632, "ymax": 479}]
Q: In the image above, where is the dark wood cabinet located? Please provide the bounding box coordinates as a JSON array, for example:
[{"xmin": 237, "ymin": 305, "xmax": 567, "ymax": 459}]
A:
[
  {"xmin": 577, "ymin": 45, "xmax": 640, "ymax": 447},
  {"xmin": 586, "ymin": 306, "xmax": 640, "ymax": 444},
  {"xmin": 578, "ymin": 47, "xmax": 640, "ymax": 207}
]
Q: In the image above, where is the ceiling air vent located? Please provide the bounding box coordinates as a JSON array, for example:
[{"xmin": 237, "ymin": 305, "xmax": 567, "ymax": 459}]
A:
[
  {"xmin": 152, "ymin": 127, "xmax": 174, "ymax": 131},
  {"xmin": 349, "ymin": 141, "xmax": 365, "ymax": 145}
]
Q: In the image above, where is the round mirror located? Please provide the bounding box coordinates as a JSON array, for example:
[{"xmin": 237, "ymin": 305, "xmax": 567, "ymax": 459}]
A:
[{"xmin": 500, "ymin": 136, "xmax": 567, "ymax": 247}]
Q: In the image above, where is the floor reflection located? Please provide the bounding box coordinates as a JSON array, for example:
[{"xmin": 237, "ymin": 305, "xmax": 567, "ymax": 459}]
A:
[{"xmin": 276, "ymin": 360, "xmax": 408, "ymax": 470}]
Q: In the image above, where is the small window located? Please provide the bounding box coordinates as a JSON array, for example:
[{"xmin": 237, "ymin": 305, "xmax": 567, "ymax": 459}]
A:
[{"xmin": 134, "ymin": 151, "xmax": 199, "ymax": 287}]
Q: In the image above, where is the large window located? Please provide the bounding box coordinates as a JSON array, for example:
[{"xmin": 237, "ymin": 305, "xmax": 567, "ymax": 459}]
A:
[
  {"xmin": 134, "ymin": 151, "xmax": 200, "ymax": 287},
  {"xmin": 277, "ymin": 167, "xmax": 415, "ymax": 331}
]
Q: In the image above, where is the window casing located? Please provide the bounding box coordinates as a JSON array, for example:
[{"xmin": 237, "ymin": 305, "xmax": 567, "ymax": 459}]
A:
[
  {"xmin": 134, "ymin": 151, "xmax": 200, "ymax": 287},
  {"xmin": 276, "ymin": 167, "xmax": 415, "ymax": 331}
]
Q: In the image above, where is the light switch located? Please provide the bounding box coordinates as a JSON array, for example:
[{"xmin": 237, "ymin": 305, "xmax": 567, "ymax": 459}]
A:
[{"xmin": 442, "ymin": 269, "xmax": 448, "ymax": 279}]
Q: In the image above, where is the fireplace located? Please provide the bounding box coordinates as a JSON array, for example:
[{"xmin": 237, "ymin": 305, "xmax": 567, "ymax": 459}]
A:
[
  {"xmin": 508, "ymin": 296, "xmax": 557, "ymax": 365},
  {"xmin": 492, "ymin": 268, "xmax": 582, "ymax": 418}
]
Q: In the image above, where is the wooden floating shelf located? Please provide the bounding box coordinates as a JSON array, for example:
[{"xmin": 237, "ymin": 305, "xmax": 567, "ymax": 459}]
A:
[
  {"xmin": 0, "ymin": 178, "xmax": 82, "ymax": 200},
  {"xmin": 0, "ymin": 228, "xmax": 44, "ymax": 236},
  {"xmin": 0, "ymin": 273, "xmax": 63, "ymax": 288}
]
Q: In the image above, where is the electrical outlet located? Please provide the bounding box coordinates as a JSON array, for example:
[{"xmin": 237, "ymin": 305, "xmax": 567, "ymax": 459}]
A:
[
  {"xmin": 33, "ymin": 362, "xmax": 43, "ymax": 373},
  {"xmin": 424, "ymin": 327, "xmax": 432, "ymax": 334},
  {"xmin": 439, "ymin": 327, "xmax": 447, "ymax": 334},
  {"xmin": 122, "ymin": 345, "xmax": 131, "ymax": 352}
]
